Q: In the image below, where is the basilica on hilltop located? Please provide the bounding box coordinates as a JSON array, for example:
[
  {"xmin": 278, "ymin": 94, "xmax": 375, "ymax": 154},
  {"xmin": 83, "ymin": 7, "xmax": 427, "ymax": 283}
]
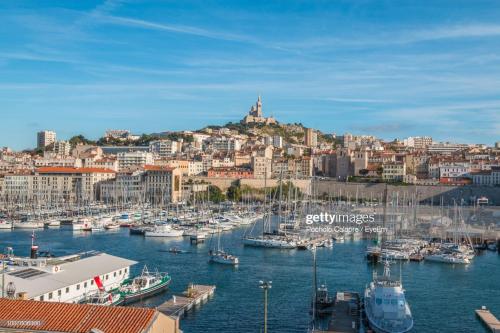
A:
[{"xmin": 241, "ymin": 96, "xmax": 277, "ymax": 125}]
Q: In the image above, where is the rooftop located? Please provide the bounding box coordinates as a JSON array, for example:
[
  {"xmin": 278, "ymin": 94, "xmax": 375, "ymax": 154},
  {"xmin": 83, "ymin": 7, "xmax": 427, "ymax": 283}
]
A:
[
  {"xmin": 4, "ymin": 252, "xmax": 137, "ymax": 299},
  {"xmin": 0, "ymin": 298, "xmax": 157, "ymax": 333},
  {"xmin": 36, "ymin": 167, "xmax": 116, "ymax": 174}
]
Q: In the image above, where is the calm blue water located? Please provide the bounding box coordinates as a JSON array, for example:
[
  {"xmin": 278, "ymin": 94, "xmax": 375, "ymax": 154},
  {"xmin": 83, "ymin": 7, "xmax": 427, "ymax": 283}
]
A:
[{"xmin": 1, "ymin": 227, "xmax": 498, "ymax": 333}]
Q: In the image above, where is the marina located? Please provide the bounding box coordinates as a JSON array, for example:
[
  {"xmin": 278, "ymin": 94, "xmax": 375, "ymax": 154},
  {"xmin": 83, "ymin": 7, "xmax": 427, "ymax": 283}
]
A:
[{"xmin": 0, "ymin": 221, "xmax": 498, "ymax": 332}]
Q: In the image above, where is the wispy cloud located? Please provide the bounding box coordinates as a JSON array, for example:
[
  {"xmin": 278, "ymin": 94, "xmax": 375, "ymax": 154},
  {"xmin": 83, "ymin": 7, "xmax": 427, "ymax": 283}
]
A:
[{"xmin": 95, "ymin": 14, "xmax": 254, "ymax": 43}]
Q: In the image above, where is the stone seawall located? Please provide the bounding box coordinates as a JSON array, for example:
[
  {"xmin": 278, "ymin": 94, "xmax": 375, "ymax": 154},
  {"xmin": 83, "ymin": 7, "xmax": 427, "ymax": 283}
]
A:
[
  {"xmin": 315, "ymin": 181, "xmax": 500, "ymax": 205},
  {"xmin": 190, "ymin": 177, "xmax": 500, "ymax": 205}
]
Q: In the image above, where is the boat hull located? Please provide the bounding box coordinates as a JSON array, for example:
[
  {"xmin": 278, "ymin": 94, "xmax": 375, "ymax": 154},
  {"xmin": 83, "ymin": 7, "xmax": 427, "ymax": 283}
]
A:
[{"xmin": 119, "ymin": 278, "xmax": 171, "ymax": 305}]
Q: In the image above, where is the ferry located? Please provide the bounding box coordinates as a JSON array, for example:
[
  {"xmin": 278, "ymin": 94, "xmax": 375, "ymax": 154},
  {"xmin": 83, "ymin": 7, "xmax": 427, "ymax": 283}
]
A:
[
  {"xmin": 364, "ymin": 261, "xmax": 414, "ymax": 333},
  {"xmin": 116, "ymin": 266, "xmax": 171, "ymax": 305}
]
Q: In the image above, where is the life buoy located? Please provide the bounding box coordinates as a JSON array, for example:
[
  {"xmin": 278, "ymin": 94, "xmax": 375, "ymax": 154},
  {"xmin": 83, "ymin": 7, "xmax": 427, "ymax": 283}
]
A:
[{"xmin": 54, "ymin": 266, "xmax": 59, "ymax": 272}]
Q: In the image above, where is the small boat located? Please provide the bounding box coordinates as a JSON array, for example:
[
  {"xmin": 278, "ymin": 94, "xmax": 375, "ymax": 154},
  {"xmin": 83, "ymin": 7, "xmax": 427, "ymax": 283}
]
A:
[
  {"xmin": 44, "ymin": 219, "xmax": 61, "ymax": 228},
  {"xmin": 162, "ymin": 247, "xmax": 190, "ymax": 254},
  {"xmin": 81, "ymin": 290, "xmax": 122, "ymax": 306},
  {"xmin": 145, "ymin": 224, "xmax": 184, "ymax": 237},
  {"xmin": 104, "ymin": 223, "xmax": 120, "ymax": 230},
  {"xmin": 0, "ymin": 219, "xmax": 13, "ymax": 230},
  {"xmin": 13, "ymin": 221, "xmax": 44, "ymax": 229},
  {"xmin": 116, "ymin": 266, "xmax": 171, "ymax": 305},
  {"xmin": 209, "ymin": 226, "xmax": 239, "ymax": 265},
  {"xmin": 425, "ymin": 252, "xmax": 470, "ymax": 264}
]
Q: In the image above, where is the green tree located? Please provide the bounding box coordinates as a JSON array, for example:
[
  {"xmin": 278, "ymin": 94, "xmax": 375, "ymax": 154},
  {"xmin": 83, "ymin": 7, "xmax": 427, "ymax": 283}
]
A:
[
  {"xmin": 359, "ymin": 169, "xmax": 369, "ymax": 176},
  {"xmin": 227, "ymin": 181, "xmax": 242, "ymax": 201}
]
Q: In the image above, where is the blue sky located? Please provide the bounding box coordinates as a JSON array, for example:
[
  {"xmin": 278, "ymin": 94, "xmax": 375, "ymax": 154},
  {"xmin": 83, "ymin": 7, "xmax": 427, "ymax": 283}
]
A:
[{"xmin": 1, "ymin": 0, "xmax": 499, "ymax": 149}]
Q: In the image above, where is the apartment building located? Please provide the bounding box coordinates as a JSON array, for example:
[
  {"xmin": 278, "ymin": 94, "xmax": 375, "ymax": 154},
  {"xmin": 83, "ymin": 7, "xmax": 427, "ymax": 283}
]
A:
[
  {"xmin": 149, "ymin": 140, "xmax": 179, "ymax": 157},
  {"xmin": 37, "ymin": 130, "xmax": 56, "ymax": 148},
  {"xmin": 117, "ymin": 151, "xmax": 154, "ymax": 171},
  {"xmin": 382, "ymin": 162, "xmax": 406, "ymax": 182}
]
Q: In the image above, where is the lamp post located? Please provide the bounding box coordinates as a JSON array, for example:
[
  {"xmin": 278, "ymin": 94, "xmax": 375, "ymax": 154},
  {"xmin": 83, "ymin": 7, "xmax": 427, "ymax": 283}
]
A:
[{"xmin": 259, "ymin": 280, "xmax": 272, "ymax": 333}]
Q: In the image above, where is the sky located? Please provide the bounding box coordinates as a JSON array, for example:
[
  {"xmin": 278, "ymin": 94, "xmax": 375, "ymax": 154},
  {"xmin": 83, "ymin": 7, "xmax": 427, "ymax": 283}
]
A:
[{"xmin": 1, "ymin": 0, "xmax": 500, "ymax": 149}]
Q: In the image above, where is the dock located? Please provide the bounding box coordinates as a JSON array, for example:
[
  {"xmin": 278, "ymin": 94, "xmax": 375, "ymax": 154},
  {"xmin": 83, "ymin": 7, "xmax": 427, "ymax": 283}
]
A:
[
  {"xmin": 476, "ymin": 307, "xmax": 500, "ymax": 333},
  {"xmin": 313, "ymin": 291, "xmax": 360, "ymax": 333},
  {"xmin": 157, "ymin": 284, "xmax": 215, "ymax": 319}
]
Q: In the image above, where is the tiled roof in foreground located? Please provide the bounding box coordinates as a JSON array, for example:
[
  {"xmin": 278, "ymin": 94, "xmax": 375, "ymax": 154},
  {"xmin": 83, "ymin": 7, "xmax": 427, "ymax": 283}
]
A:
[{"xmin": 0, "ymin": 298, "xmax": 156, "ymax": 333}]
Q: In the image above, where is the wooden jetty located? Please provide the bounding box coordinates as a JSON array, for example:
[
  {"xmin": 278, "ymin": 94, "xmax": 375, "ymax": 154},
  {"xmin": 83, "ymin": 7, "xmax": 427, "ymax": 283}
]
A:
[
  {"xmin": 157, "ymin": 284, "xmax": 215, "ymax": 319},
  {"xmin": 476, "ymin": 306, "xmax": 500, "ymax": 333},
  {"xmin": 313, "ymin": 291, "xmax": 360, "ymax": 333}
]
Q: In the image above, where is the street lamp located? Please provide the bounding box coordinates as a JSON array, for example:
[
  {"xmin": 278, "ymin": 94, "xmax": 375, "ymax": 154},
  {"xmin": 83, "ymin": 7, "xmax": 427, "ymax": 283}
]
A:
[{"xmin": 259, "ymin": 280, "xmax": 272, "ymax": 333}]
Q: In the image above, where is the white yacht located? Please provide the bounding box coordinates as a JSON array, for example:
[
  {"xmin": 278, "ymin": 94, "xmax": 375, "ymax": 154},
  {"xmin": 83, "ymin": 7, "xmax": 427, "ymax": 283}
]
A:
[
  {"xmin": 243, "ymin": 236, "xmax": 297, "ymax": 249},
  {"xmin": 13, "ymin": 221, "xmax": 44, "ymax": 229},
  {"xmin": 424, "ymin": 252, "xmax": 470, "ymax": 264},
  {"xmin": 145, "ymin": 224, "xmax": 184, "ymax": 237},
  {"xmin": 364, "ymin": 261, "xmax": 414, "ymax": 333},
  {"xmin": 0, "ymin": 219, "xmax": 13, "ymax": 230},
  {"xmin": 44, "ymin": 219, "xmax": 61, "ymax": 228},
  {"xmin": 209, "ymin": 226, "xmax": 239, "ymax": 265}
]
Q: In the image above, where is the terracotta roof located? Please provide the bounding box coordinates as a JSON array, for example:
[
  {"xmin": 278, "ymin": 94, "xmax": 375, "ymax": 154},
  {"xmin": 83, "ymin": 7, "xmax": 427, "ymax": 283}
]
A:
[
  {"xmin": 36, "ymin": 167, "xmax": 115, "ymax": 174},
  {"xmin": 143, "ymin": 164, "xmax": 175, "ymax": 171},
  {"xmin": 0, "ymin": 299, "xmax": 157, "ymax": 333}
]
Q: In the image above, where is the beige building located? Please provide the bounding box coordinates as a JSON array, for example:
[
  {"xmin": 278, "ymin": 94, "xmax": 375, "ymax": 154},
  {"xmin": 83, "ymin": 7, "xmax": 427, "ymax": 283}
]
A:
[
  {"xmin": 304, "ymin": 128, "xmax": 317, "ymax": 147},
  {"xmin": 382, "ymin": 162, "xmax": 406, "ymax": 182},
  {"xmin": 252, "ymin": 156, "xmax": 272, "ymax": 179},
  {"xmin": 117, "ymin": 151, "xmax": 154, "ymax": 171},
  {"xmin": 2, "ymin": 167, "xmax": 116, "ymax": 203}
]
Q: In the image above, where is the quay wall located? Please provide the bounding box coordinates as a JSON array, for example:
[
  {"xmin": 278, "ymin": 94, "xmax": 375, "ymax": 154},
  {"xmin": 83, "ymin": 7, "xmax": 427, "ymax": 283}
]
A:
[
  {"xmin": 190, "ymin": 177, "xmax": 500, "ymax": 205},
  {"xmin": 315, "ymin": 181, "xmax": 500, "ymax": 205}
]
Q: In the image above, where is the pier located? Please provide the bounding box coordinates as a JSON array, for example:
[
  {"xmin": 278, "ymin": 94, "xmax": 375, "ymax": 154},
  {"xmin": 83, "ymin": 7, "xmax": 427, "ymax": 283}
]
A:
[
  {"xmin": 157, "ymin": 284, "xmax": 216, "ymax": 319},
  {"xmin": 476, "ymin": 306, "xmax": 500, "ymax": 333}
]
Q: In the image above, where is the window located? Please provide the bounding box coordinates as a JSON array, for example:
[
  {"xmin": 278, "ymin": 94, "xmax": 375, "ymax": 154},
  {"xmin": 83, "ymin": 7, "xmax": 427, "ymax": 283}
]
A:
[
  {"xmin": 40, "ymin": 295, "xmax": 44, "ymax": 301},
  {"xmin": 76, "ymin": 284, "xmax": 80, "ymax": 290},
  {"xmin": 84, "ymin": 282, "xmax": 87, "ymax": 288},
  {"xmin": 106, "ymin": 274, "xmax": 109, "ymax": 280},
  {"xmin": 91, "ymin": 280, "xmax": 94, "ymax": 285},
  {"xmin": 48, "ymin": 292, "xmax": 53, "ymax": 300},
  {"xmin": 119, "ymin": 270, "xmax": 122, "ymax": 275},
  {"xmin": 58, "ymin": 290, "xmax": 62, "ymax": 297},
  {"xmin": 66, "ymin": 287, "xmax": 69, "ymax": 293},
  {"xmin": 125, "ymin": 268, "xmax": 128, "ymax": 274}
]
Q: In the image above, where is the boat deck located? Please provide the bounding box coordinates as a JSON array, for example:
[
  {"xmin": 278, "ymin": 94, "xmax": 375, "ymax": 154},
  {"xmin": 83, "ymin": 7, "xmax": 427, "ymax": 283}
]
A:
[
  {"xmin": 157, "ymin": 284, "xmax": 215, "ymax": 319},
  {"xmin": 476, "ymin": 307, "xmax": 500, "ymax": 332}
]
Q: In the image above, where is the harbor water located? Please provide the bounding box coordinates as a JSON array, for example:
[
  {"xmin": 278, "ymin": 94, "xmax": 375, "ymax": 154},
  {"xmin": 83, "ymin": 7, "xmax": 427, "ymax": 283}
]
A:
[{"xmin": 0, "ymin": 227, "xmax": 498, "ymax": 333}]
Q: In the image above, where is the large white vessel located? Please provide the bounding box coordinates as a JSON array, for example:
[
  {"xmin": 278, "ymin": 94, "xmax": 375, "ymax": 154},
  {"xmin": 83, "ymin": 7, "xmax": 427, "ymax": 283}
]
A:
[
  {"xmin": 145, "ymin": 224, "xmax": 184, "ymax": 237},
  {"xmin": 364, "ymin": 261, "xmax": 414, "ymax": 333}
]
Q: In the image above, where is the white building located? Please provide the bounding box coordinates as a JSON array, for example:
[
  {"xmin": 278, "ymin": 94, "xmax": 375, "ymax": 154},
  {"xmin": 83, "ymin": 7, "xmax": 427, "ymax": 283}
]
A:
[
  {"xmin": 117, "ymin": 151, "xmax": 154, "ymax": 171},
  {"xmin": 211, "ymin": 137, "xmax": 241, "ymax": 152},
  {"xmin": 53, "ymin": 141, "xmax": 71, "ymax": 156},
  {"xmin": 272, "ymin": 135, "xmax": 283, "ymax": 149},
  {"xmin": 404, "ymin": 136, "xmax": 433, "ymax": 149},
  {"xmin": 37, "ymin": 130, "xmax": 56, "ymax": 148},
  {"xmin": 4, "ymin": 252, "xmax": 136, "ymax": 303},
  {"xmin": 149, "ymin": 140, "xmax": 178, "ymax": 157}
]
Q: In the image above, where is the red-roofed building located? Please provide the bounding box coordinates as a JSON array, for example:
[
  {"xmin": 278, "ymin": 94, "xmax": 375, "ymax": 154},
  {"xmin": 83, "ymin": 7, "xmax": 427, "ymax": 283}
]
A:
[{"xmin": 0, "ymin": 298, "xmax": 178, "ymax": 333}]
